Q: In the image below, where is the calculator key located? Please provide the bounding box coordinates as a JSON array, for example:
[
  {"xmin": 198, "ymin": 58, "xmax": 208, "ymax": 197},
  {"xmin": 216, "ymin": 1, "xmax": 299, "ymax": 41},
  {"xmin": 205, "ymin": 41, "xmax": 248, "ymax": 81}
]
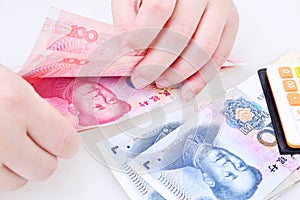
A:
[
  {"xmin": 283, "ymin": 80, "xmax": 298, "ymax": 92},
  {"xmin": 295, "ymin": 66, "xmax": 300, "ymax": 78},
  {"xmin": 279, "ymin": 67, "xmax": 293, "ymax": 78},
  {"xmin": 292, "ymin": 108, "xmax": 300, "ymax": 120},
  {"xmin": 287, "ymin": 93, "xmax": 300, "ymax": 106}
]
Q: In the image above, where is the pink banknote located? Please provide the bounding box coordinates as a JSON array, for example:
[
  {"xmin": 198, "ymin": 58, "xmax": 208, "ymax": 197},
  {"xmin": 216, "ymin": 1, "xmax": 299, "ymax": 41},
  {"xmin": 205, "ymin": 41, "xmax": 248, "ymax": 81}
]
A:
[
  {"xmin": 21, "ymin": 51, "xmax": 143, "ymax": 79},
  {"xmin": 28, "ymin": 76, "xmax": 177, "ymax": 131},
  {"xmin": 19, "ymin": 8, "xmax": 245, "ymax": 78}
]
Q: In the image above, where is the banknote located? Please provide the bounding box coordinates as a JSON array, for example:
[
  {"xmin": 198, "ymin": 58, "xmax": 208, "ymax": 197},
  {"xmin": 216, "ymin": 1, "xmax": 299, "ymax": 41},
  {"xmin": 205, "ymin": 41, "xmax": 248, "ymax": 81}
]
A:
[
  {"xmin": 18, "ymin": 7, "xmax": 140, "ymax": 77},
  {"xmin": 260, "ymin": 50, "xmax": 300, "ymax": 199},
  {"xmin": 19, "ymin": 7, "xmax": 245, "ymax": 78},
  {"xmin": 91, "ymin": 79, "xmax": 226, "ymax": 200},
  {"xmin": 94, "ymin": 105, "xmax": 215, "ymax": 200},
  {"xmin": 124, "ymin": 74, "xmax": 299, "ymax": 200},
  {"xmin": 28, "ymin": 76, "xmax": 180, "ymax": 131},
  {"xmin": 264, "ymin": 166, "xmax": 300, "ymax": 200},
  {"xmin": 21, "ymin": 51, "xmax": 142, "ymax": 79},
  {"xmin": 22, "ymin": 7, "xmax": 125, "ymax": 65},
  {"xmin": 93, "ymin": 109, "xmax": 184, "ymax": 200},
  {"xmin": 79, "ymin": 71, "xmax": 223, "ymax": 199}
]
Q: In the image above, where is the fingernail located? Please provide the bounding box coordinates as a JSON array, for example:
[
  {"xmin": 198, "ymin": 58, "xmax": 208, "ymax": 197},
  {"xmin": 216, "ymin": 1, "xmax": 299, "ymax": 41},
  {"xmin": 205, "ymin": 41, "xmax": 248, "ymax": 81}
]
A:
[
  {"xmin": 131, "ymin": 76, "xmax": 150, "ymax": 89},
  {"xmin": 156, "ymin": 79, "xmax": 171, "ymax": 88},
  {"xmin": 182, "ymin": 91, "xmax": 195, "ymax": 102}
]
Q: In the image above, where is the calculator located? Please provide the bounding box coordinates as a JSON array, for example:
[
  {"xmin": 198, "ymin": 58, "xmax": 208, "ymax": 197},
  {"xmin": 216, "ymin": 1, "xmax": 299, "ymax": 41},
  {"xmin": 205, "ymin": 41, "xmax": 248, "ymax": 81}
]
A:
[{"xmin": 258, "ymin": 66, "xmax": 300, "ymax": 154}]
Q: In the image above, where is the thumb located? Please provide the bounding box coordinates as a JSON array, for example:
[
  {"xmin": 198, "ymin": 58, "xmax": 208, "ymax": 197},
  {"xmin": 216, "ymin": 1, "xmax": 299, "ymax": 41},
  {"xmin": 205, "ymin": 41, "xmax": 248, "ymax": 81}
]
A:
[{"xmin": 111, "ymin": 0, "xmax": 139, "ymax": 28}]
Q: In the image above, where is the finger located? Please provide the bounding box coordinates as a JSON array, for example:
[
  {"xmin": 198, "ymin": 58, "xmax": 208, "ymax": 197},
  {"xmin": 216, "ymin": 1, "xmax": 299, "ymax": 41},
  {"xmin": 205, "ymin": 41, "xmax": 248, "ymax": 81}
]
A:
[
  {"xmin": 131, "ymin": 0, "xmax": 206, "ymax": 89},
  {"xmin": 25, "ymin": 89, "xmax": 80, "ymax": 159},
  {"xmin": 156, "ymin": 1, "xmax": 230, "ymax": 87},
  {"xmin": 209, "ymin": 5, "xmax": 239, "ymax": 67},
  {"xmin": 111, "ymin": 0, "xmax": 138, "ymax": 28},
  {"xmin": 180, "ymin": 59, "xmax": 219, "ymax": 102},
  {"xmin": 0, "ymin": 130, "xmax": 58, "ymax": 181},
  {"xmin": 180, "ymin": 8, "xmax": 239, "ymax": 102},
  {"xmin": 155, "ymin": 38, "xmax": 212, "ymax": 88},
  {"xmin": 0, "ymin": 164, "xmax": 27, "ymax": 190},
  {"xmin": 122, "ymin": 0, "xmax": 176, "ymax": 54}
]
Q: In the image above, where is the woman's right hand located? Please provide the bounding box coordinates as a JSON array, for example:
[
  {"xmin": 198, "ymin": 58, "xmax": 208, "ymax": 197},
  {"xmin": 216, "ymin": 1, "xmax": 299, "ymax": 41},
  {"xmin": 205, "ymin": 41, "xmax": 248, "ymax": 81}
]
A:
[
  {"xmin": 0, "ymin": 65, "xmax": 80, "ymax": 190},
  {"xmin": 112, "ymin": 0, "xmax": 239, "ymax": 101}
]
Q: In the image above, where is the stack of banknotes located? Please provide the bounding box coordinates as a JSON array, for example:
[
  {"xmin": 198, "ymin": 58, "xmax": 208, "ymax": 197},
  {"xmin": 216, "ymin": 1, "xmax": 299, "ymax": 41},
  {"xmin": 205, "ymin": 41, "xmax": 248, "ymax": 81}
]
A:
[{"xmin": 18, "ymin": 7, "xmax": 300, "ymax": 200}]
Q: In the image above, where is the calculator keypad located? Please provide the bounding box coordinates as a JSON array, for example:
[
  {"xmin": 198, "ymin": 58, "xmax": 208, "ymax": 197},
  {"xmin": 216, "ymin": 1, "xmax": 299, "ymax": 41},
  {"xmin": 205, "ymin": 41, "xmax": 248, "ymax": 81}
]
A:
[{"xmin": 267, "ymin": 65, "xmax": 300, "ymax": 148}]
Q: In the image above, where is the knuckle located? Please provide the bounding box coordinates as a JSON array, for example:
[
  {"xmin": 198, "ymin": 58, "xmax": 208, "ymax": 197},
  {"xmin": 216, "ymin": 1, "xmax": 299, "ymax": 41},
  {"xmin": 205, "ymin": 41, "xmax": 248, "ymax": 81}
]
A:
[
  {"xmin": 54, "ymin": 133, "xmax": 79, "ymax": 158},
  {"xmin": 145, "ymin": 0, "xmax": 175, "ymax": 17}
]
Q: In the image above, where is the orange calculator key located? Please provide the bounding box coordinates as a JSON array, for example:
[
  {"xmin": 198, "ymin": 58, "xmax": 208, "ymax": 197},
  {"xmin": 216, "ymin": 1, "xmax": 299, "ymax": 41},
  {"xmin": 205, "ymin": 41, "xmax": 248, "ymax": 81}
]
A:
[
  {"xmin": 279, "ymin": 67, "xmax": 293, "ymax": 78},
  {"xmin": 287, "ymin": 93, "xmax": 300, "ymax": 106},
  {"xmin": 283, "ymin": 80, "xmax": 298, "ymax": 92}
]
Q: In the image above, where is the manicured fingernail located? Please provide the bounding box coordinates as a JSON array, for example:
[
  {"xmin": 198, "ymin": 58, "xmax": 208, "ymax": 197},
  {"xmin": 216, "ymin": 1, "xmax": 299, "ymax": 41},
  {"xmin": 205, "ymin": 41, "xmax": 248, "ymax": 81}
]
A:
[
  {"xmin": 182, "ymin": 91, "xmax": 195, "ymax": 102},
  {"xmin": 156, "ymin": 79, "xmax": 171, "ymax": 88},
  {"xmin": 131, "ymin": 77, "xmax": 150, "ymax": 89}
]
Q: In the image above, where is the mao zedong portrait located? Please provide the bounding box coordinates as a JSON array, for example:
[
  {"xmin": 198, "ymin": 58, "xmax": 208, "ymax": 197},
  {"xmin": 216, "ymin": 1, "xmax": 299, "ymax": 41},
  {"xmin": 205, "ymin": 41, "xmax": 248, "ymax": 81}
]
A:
[
  {"xmin": 128, "ymin": 124, "xmax": 263, "ymax": 200},
  {"xmin": 29, "ymin": 77, "xmax": 131, "ymax": 126}
]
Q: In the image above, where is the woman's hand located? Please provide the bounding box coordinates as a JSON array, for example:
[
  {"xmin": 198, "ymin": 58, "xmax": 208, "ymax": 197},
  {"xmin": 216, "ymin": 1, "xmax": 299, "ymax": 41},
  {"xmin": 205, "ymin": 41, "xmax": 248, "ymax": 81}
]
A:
[
  {"xmin": 112, "ymin": 0, "xmax": 239, "ymax": 101},
  {"xmin": 0, "ymin": 65, "xmax": 80, "ymax": 190}
]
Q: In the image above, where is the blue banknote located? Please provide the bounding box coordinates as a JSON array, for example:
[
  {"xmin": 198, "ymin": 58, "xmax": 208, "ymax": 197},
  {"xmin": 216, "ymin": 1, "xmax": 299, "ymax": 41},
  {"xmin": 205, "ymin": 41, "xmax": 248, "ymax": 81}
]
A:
[
  {"xmin": 96, "ymin": 109, "xmax": 186, "ymax": 200},
  {"xmin": 127, "ymin": 75, "xmax": 299, "ymax": 200}
]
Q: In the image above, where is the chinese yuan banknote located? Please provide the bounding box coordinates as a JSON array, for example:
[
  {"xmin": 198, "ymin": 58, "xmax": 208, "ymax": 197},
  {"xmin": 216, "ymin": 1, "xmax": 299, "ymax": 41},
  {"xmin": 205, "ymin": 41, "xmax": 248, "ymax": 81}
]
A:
[
  {"xmin": 19, "ymin": 7, "xmax": 245, "ymax": 78},
  {"xmin": 97, "ymin": 74, "xmax": 299, "ymax": 200},
  {"xmin": 19, "ymin": 7, "xmax": 140, "ymax": 77},
  {"xmin": 28, "ymin": 76, "xmax": 180, "ymax": 131},
  {"xmin": 95, "ymin": 107, "xmax": 217, "ymax": 200},
  {"xmin": 262, "ymin": 50, "xmax": 300, "ymax": 200},
  {"xmin": 80, "ymin": 84, "xmax": 216, "ymax": 199},
  {"xmin": 92, "ymin": 109, "xmax": 184, "ymax": 200}
]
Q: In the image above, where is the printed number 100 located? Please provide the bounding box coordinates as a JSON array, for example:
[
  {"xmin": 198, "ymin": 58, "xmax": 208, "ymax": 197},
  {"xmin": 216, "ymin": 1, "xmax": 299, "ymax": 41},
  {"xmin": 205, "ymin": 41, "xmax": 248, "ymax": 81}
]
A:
[{"xmin": 67, "ymin": 25, "xmax": 98, "ymax": 43}]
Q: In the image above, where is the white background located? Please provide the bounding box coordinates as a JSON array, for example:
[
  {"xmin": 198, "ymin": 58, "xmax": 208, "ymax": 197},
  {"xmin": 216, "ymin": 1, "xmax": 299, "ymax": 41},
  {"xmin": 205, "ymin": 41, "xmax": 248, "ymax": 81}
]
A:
[{"xmin": 0, "ymin": 0, "xmax": 299, "ymax": 199}]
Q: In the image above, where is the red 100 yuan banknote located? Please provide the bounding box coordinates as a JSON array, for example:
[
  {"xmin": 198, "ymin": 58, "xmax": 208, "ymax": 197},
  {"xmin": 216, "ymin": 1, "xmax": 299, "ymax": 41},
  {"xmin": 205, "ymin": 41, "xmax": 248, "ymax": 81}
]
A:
[{"xmin": 19, "ymin": 8, "xmax": 245, "ymax": 78}]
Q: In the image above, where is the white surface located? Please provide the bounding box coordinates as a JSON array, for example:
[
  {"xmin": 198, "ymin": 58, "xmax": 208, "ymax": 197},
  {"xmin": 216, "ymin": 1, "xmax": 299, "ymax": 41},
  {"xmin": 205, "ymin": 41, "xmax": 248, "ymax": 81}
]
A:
[{"xmin": 0, "ymin": 0, "xmax": 300, "ymax": 199}]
